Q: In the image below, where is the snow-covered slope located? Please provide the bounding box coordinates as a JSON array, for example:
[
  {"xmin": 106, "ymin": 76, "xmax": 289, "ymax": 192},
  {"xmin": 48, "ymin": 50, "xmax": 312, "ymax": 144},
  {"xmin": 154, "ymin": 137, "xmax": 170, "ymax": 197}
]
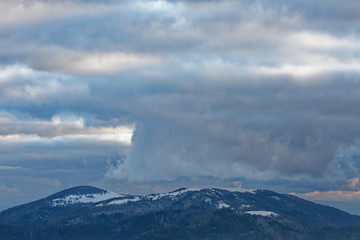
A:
[
  {"xmin": 52, "ymin": 191, "xmax": 122, "ymax": 206},
  {"xmin": 145, "ymin": 188, "xmax": 202, "ymax": 201},
  {"xmin": 97, "ymin": 196, "xmax": 141, "ymax": 206}
]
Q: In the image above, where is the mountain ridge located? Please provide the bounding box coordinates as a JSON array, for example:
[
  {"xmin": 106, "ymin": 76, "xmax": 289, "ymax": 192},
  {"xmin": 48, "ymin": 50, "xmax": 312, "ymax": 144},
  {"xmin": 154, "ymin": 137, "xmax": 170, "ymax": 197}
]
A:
[{"xmin": 1, "ymin": 186, "xmax": 360, "ymax": 240}]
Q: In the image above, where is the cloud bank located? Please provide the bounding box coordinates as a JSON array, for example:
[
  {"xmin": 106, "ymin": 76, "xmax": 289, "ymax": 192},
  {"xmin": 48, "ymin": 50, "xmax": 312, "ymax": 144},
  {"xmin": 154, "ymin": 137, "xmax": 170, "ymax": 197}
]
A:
[{"xmin": 1, "ymin": 0, "xmax": 360, "ymax": 210}]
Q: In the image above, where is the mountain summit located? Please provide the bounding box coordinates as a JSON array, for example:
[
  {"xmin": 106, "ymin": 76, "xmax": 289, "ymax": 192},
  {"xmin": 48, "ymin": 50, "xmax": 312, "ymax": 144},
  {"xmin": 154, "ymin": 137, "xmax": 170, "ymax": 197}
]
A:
[{"xmin": 0, "ymin": 186, "xmax": 359, "ymax": 240}]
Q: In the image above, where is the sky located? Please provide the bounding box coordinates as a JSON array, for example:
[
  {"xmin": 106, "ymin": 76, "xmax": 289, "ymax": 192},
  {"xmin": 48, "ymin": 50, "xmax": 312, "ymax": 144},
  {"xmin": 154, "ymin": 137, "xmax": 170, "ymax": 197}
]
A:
[{"xmin": 0, "ymin": 0, "xmax": 360, "ymax": 214}]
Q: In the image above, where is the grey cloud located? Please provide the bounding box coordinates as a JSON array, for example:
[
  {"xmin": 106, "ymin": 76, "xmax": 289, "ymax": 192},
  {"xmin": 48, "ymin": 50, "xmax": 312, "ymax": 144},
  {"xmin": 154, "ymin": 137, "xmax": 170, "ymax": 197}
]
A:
[
  {"xmin": 0, "ymin": 0, "xmax": 358, "ymax": 85},
  {"xmin": 0, "ymin": 65, "xmax": 89, "ymax": 107},
  {"xmin": 95, "ymin": 71, "xmax": 359, "ymax": 184},
  {"xmin": 330, "ymin": 146, "xmax": 360, "ymax": 180},
  {"xmin": 1, "ymin": 0, "xmax": 360, "ymax": 211}
]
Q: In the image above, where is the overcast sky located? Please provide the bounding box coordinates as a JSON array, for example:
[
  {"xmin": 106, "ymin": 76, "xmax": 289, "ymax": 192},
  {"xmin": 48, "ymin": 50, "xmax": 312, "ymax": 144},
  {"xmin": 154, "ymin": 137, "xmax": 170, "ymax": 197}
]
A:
[{"xmin": 0, "ymin": 0, "xmax": 360, "ymax": 214}]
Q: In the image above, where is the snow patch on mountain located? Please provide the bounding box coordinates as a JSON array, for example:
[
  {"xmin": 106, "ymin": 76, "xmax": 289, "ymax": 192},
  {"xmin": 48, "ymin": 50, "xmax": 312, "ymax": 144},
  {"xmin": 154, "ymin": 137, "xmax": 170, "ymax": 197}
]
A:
[
  {"xmin": 245, "ymin": 211, "xmax": 278, "ymax": 217},
  {"xmin": 104, "ymin": 197, "xmax": 141, "ymax": 206},
  {"xmin": 146, "ymin": 188, "xmax": 201, "ymax": 201},
  {"xmin": 217, "ymin": 201, "xmax": 230, "ymax": 209},
  {"xmin": 241, "ymin": 204, "xmax": 251, "ymax": 209},
  {"xmin": 272, "ymin": 196, "xmax": 280, "ymax": 200},
  {"xmin": 52, "ymin": 191, "xmax": 122, "ymax": 206}
]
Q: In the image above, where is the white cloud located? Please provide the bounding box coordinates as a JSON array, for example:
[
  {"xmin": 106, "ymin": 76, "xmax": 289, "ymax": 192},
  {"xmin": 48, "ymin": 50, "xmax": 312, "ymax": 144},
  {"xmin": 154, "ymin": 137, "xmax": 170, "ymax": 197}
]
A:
[
  {"xmin": 257, "ymin": 54, "xmax": 360, "ymax": 80},
  {"xmin": 0, "ymin": 112, "xmax": 134, "ymax": 146},
  {"xmin": 32, "ymin": 49, "xmax": 160, "ymax": 76},
  {"xmin": 55, "ymin": 126, "xmax": 134, "ymax": 146},
  {"xmin": 0, "ymin": 0, "xmax": 113, "ymax": 27},
  {"xmin": 349, "ymin": 177, "xmax": 360, "ymax": 190},
  {"xmin": 291, "ymin": 190, "xmax": 360, "ymax": 201},
  {"xmin": 0, "ymin": 166, "xmax": 23, "ymax": 170},
  {"xmin": 0, "ymin": 64, "xmax": 89, "ymax": 102},
  {"xmin": 0, "ymin": 134, "xmax": 41, "ymax": 143},
  {"xmin": 135, "ymin": 0, "xmax": 175, "ymax": 12},
  {"xmin": 52, "ymin": 115, "xmax": 85, "ymax": 129},
  {"xmin": 289, "ymin": 32, "xmax": 360, "ymax": 50}
]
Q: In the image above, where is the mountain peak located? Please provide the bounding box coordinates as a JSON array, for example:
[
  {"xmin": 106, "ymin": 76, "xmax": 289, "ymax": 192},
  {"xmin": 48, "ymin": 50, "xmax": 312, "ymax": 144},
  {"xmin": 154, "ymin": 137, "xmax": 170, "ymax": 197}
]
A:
[
  {"xmin": 47, "ymin": 186, "xmax": 108, "ymax": 200},
  {"xmin": 46, "ymin": 186, "xmax": 122, "ymax": 206}
]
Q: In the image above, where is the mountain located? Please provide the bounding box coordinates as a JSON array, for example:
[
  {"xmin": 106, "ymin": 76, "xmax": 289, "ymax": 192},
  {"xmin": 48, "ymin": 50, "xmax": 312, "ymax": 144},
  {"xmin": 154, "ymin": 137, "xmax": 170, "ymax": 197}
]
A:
[{"xmin": 0, "ymin": 186, "xmax": 360, "ymax": 240}]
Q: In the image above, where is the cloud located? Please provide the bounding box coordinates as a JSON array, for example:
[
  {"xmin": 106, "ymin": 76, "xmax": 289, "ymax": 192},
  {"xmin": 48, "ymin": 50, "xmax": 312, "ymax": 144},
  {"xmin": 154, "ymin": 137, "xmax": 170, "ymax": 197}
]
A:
[
  {"xmin": 0, "ymin": 166, "xmax": 23, "ymax": 170},
  {"xmin": 258, "ymin": 58, "xmax": 360, "ymax": 80},
  {"xmin": 0, "ymin": 0, "xmax": 113, "ymax": 27},
  {"xmin": 98, "ymin": 68, "xmax": 360, "ymax": 184},
  {"xmin": 31, "ymin": 49, "xmax": 160, "ymax": 76},
  {"xmin": 233, "ymin": 181, "xmax": 243, "ymax": 188},
  {"xmin": 0, "ymin": 184, "xmax": 20, "ymax": 194},
  {"xmin": 349, "ymin": 178, "xmax": 360, "ymax": 190},
  {"xmin": 0, "ymin": 64, "xmax": 89, "ymax": 102},
  {"xmin": 291, "ymin": 190, "xmax": 360, "ymax": 202},
  {"xmin": 1, "ymin": 0, "xmax": 359, "ymax": 82},
  {"xmin": 0, "ymin": 112, "xmax": 134, "ymax": 145},
  {"xmin": 1, "ymin": 0, "xmax": 360, "ymax": 211},
  {"xmin": 0, "ymin": 0, "xmax": 357, "ymax": 186},
  {"xmin": 329, "ymin": 146, "xmax": 360, "ymax": 182},
  {"xmin": 288, "ymin": 32, "xmax": 360, "ymax": 50},
  {"xmin": 106, "ymin": 108, "xmax": 329, "ymax": 182}
]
